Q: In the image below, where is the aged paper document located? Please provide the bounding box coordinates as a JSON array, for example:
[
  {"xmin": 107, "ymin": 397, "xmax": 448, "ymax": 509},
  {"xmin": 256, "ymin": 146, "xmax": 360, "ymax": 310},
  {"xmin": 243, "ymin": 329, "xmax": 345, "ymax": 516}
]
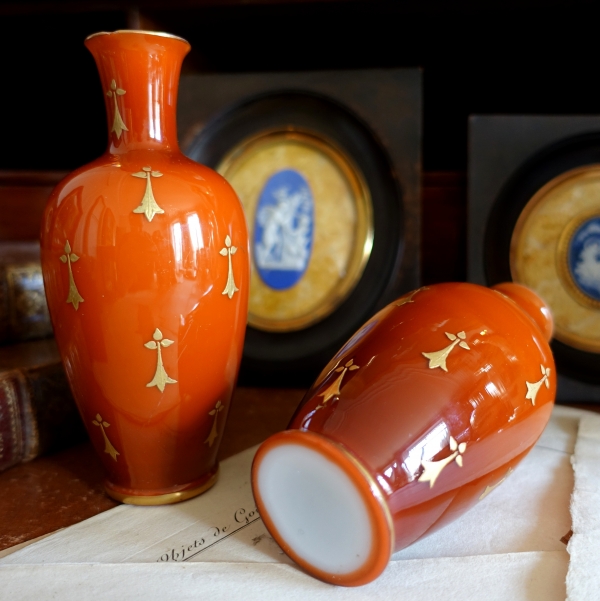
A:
[{"xmin": 1, "ymin": 406, "xmax": 597, "ymax": 601}]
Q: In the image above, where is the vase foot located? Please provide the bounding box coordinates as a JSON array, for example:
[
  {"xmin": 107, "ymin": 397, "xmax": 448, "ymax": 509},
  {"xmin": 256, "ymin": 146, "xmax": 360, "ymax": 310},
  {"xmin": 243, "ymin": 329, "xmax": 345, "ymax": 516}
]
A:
[{"xmin": 104, "ymin": 466, "xmax": 219, "ymax": 505}]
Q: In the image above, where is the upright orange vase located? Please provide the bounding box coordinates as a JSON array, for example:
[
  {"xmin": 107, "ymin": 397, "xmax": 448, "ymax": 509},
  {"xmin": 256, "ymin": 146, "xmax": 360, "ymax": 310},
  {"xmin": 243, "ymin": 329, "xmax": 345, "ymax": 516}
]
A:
[{"xmin": 40, "ymin": 31, "xmax": 249, "ymax": 505}]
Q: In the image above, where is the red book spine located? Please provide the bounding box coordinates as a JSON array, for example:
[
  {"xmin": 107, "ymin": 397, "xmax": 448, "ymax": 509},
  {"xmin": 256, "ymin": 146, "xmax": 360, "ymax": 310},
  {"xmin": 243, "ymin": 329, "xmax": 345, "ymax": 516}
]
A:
[
  {"xmin": 0, "ymin": 358, "xmax": 86, "ymax": 473},
  {"xmin": 0, "ymin": 372, "xmax": 26, "ymax": 471}
]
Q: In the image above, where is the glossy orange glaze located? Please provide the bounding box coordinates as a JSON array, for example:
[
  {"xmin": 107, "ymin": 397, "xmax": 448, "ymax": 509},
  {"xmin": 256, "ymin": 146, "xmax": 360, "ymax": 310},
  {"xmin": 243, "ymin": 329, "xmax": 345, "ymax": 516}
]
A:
[
  {"xmin": 288, "ymin": 282, "xmax": 555, "ymax": 562},
  {"xmin": 491, "ymin": 282, "xmax": 554, "ymax": 341},
  {"xmin": 40, "ymin": 31, "xmax": 249, "ymax": 500}
]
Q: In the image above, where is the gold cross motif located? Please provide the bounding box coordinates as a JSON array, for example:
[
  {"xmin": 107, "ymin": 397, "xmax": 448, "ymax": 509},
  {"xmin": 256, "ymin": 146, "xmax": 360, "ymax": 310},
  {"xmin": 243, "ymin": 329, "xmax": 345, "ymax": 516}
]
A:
[
  {"xmin": 422, "ymin": 331, "xmax": 470, "ymax": 372},
  {"xmin": 205, "ymin": 400, "xmax": 225, "ymax": 447},
  {"xmin": 418, "ymin": 436, "xmax": 466, "ymax": 488},
  {"xmin": 317, "ymin": 358, "xmax": 359, "ymax": 408},
  {"xmin": 59, "ymin": 240, "xmax": 84, "ymax": 310},
  {"xmin": 92, "ymin": 413, "xmax": 120, "ymax": 461},
  {"xmin": 525, "ymin": 365, "xmax": 551, "ymax": 405},
  {"xmin": 479, "ymin": 467, "xmax": 514, "ymax": 500},
  {"xmin": 396, "ymin": 286, "xmax": 429, "ymax": 307},
  {"xmin": 132, "ymin": 167, "xmax": 165, "ymax": 222},
  {"xmin": 220, "ymin": 235, "xmax": 239, "ymax": 299},
  {"xmin": 106, "ymin": 79, "xmax": 128, "ymax": 139},
  {"xmin": 144, "ymin": 328, "xmax": 177, "ymax": 392}
]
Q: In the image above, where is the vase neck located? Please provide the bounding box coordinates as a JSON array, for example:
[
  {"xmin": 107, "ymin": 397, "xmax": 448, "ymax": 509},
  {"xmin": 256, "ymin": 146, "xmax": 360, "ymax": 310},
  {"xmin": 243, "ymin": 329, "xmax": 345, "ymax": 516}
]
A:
[{"xmin": 85, "ymin": 31, "xmax": 190, "ymax": 155}]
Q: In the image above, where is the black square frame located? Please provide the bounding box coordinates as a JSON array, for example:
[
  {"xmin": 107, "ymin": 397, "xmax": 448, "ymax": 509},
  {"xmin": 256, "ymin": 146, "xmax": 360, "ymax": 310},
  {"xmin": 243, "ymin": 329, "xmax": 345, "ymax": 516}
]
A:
[
  {"xmin": 468, "ymin": 115, "xmax": 600, "ymax": 401},
  {"xmin": 178, "ymin": 69, "xmax": 421, "ymax": 386}
]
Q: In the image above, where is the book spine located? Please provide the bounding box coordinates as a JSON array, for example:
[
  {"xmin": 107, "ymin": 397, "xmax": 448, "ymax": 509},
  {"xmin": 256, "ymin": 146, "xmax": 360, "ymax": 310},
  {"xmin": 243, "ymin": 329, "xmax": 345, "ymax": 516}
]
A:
[
  {"xmin": 0, "ymin": 365, "xmax": 85, "ymax": 473},
  {"xmin": 0, "ymin": 262, "xmax": 53, "ymax": 345},
  {"xmin": 0, "ymin": 372, "xmax": 26, "ymax": 472}
]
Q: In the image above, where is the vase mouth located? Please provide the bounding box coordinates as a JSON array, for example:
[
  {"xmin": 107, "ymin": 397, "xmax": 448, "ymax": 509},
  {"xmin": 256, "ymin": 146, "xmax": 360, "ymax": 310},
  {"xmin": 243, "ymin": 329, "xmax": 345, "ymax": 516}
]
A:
[
  {"xmin": 252, "ymin": 429, "xmax": 393, "ymax": 586},
  {"xmin": 86, "ymin": 29, "xmax": 189, "ymax": 46}
]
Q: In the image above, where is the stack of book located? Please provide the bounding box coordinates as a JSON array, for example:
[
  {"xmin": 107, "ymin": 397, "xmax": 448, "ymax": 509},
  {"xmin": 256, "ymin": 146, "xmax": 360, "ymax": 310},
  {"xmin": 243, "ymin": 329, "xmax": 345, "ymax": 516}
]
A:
[{"xmin": 0, "ymin": 242, "xmax": 85, "ymax": 473}]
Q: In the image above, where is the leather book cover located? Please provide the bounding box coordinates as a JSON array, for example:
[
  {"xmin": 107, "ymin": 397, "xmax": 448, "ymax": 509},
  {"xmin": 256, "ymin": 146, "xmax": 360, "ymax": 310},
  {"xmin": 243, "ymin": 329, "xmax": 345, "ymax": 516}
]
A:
[
  {"xmin": 0, "ymin": 242, "xmax": 53, "ymax": 345},
  {"xmin": 0, "ymin": 339, "xmax": 86, "ymax": 472},
  {"xmin": 0, "ymin": 373, "xmax": 26, "ymax": 472}
]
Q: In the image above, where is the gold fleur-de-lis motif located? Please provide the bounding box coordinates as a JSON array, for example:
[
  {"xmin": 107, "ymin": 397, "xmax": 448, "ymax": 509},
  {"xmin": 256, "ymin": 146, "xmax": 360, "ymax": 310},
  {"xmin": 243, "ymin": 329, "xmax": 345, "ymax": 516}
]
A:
[
  {"xmin": 525, "ymin": 365, "xmax": 551, "ymax": 405},
  {"xmin": 92, "ymin": 413, "xmax": 120, "ymax": 461},
  {"xmin": 144, "ymin": 328, "xmax": 177, "ymax": 392},
  {"xmin": 59, "ymin": 240, "xmax": 84, "ymax": 310},
  {"xmin": 205, "ymin": 400, "xmax": 225, "ymax": 447},
  {"xmin": 418, "ymin": 436, "xmax": 467, "ymax": 488},
  {"xmin": 422, "ymin": 331, "xmax": 470, "ymax": 372},
  {"xmin": 106, "ymin": 79, "xmax": 128, "ymax": 139},
  {"xmin": 479, "ymin": 467, "xmax": 514, "ymax": 500},
  {"xmin": 220, "ymin": 235, "xmax": 239, "ymax": 299},
  {"xmin": 396, "ymin": 286, "xmax": 429, "ymax": 307},
  {"xmin": 132, "ymin": 167, "xmax": 165, "ymax": 222},
  {"xmin": 317, "ymin": 358, "xmax": 360, "ymax": 408}
]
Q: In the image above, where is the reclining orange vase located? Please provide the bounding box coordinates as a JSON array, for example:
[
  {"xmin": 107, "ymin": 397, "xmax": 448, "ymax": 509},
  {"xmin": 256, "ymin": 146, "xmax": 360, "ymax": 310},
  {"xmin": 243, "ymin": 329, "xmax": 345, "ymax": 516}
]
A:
[
  {"xmin": 40, "ymin": 31, "xmax": 249, "ymax": 505},
  {"xmin": 252, "ymin": 282, "xmax": 556, "ymax": 586}
]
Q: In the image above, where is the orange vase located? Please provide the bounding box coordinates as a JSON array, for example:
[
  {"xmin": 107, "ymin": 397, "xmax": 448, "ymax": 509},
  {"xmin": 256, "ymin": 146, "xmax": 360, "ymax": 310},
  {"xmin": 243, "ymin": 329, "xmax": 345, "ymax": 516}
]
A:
[
  {"xmin": 252, "ymin": 282, "xmax": 555, "ymax": 585},
  {"xmin": 40, "ymin": 31, "xmax": 249, "ymax": 505}
]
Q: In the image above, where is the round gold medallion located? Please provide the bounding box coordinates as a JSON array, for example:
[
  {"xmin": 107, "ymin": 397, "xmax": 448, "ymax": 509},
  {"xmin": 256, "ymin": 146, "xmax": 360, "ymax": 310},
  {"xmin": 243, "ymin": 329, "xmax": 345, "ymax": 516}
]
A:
[
  {"xmin": 510, "ymin": 165, "xmax": 600, "ymax": 353},
  {"xmin": 218, "ymin": 129, "xmax": 373, "ymax": 332}
]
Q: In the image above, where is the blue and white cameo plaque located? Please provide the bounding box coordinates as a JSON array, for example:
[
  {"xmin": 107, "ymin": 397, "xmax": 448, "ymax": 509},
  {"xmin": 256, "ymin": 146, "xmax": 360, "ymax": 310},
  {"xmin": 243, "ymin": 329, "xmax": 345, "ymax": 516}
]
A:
[
  {"xmin": 568, "ymin": 216, "xmax": 600, "ymax": 302},
  {"xmin": 254, "ymin": 169, "xmax": 314, "ymax": 290},
  {"xmin": 217, "ymin": 129, "xmax": 372, "ymax": 333}
]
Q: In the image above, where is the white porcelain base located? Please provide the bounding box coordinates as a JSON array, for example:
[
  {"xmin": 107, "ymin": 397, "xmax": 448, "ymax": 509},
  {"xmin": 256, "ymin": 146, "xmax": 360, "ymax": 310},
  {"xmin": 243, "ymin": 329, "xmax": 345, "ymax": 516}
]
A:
[
  {"xmin": 253, "ymin": 429, "xmax": 394, "ymax": 586},
  {"xmin": 257, "ymin": 441, "xmax": 374, "ymax": 575}
]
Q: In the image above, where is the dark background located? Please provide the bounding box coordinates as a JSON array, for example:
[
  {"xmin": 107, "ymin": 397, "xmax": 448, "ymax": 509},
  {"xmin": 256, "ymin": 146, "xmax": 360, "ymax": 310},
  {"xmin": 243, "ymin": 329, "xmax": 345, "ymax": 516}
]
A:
[{"xmin": 2, "ymin": 0, "xmax": 599, "ymax": 173}]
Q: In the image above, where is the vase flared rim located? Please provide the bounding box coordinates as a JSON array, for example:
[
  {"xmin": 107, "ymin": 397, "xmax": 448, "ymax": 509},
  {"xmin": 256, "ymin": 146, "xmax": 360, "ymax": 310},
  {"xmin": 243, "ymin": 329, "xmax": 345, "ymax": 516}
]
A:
[{"xmin": 86, "ymin": 30, "xmax": 189, "ymax": 45}]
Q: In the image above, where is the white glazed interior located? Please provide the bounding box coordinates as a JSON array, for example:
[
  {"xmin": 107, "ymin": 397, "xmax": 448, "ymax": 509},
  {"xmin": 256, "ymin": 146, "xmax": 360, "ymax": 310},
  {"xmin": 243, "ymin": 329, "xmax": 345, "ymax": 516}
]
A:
[{"xmin": 256, "ymin": 442, "xmax": 374, "ymax": 575}]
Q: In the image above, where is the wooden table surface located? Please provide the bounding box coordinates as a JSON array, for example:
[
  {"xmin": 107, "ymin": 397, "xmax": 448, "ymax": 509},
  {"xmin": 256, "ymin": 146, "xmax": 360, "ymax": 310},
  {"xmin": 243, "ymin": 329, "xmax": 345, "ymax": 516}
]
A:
[{"xmin": 0, "ymin": 390, "xmax": 597, "ymax": 555}]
